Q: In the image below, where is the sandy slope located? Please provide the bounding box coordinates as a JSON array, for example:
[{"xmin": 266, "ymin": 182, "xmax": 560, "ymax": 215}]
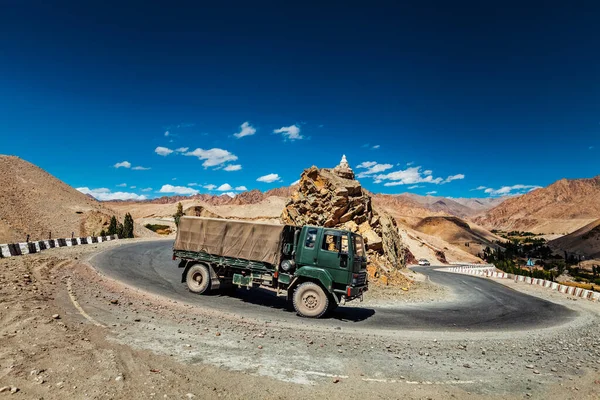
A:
[
  {"xmin": 549, "ymin": 219, "xmax": 600, "ymax": 259},
  {"xmin": 105, "ymin": 196, "xmax": 287, "ymax": 230},
  {"xmin": 0, "ymin": 155, "xmax": 155, "ymax": 243},
  {"xmin": 413, "ymin": 216, "xmax": 504, "ymax": 257}
]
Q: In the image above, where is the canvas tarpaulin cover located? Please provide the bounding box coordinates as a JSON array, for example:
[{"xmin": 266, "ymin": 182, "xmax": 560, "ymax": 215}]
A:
[{"xmin": 174, "ymin": 217, "xmax": 286, "ymax": 265}]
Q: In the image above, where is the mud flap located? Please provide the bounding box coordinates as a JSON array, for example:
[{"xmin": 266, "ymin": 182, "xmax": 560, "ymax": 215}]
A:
[{"xmin": 208, "ymin": 265, "xmax": 221, "ymax": 290}]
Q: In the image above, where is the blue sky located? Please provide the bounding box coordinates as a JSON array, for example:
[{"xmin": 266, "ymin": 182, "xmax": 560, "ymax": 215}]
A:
[{"xmin": 1, "ymin": 1, "xmax": 598, "ymax": 200}]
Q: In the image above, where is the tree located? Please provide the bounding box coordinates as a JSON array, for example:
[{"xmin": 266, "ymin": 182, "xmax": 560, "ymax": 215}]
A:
[
  {"xmin": 99, "ymin": 229, "xmax": 107, "ymax": 237},
  {"xmin": 116, "ymin": 222, "xmax": 124, "ymax": 238},
  {"xmin": 108, "ymin": 216, "xmax": 118, "ymax": 235},
  {"xmin": 123, "ymin": 213, "xmax": 134, "ymax": 238},
  {"xmin": 173, "ymin": 202, "xmax": 184, "ymax": 227}
]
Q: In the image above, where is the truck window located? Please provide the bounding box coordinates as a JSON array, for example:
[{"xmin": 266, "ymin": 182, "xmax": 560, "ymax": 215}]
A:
[
  {"xmin": 322, "ymin": 231, "xmax": 347, "ymax": 253},
  {"xmin": 353, "ymin": 234, "xmax": 365, "ymax": 258},
  {"xmin": 305, "ymin": 228, "xmax": 317, "ymax": 248}
]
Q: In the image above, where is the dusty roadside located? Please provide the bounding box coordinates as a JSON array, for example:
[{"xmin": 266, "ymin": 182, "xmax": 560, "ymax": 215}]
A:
[{"xmin": 1, "ymin": 240, "xmax": 599, "ymax": 399}]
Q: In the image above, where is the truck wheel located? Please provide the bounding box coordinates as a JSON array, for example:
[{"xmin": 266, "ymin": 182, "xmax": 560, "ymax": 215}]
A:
[
  {"xmin": 292, "ymin": 282, "xmax": 329, "ymax": 318},
  {"xmin": 186, "ymin": 264, "xmax": 211, "ymax": 294}
]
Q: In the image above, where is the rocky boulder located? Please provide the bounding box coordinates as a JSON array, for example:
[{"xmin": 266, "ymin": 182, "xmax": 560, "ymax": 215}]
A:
[{"xmin": 281, "ymin": 156, "xmax": 406, "ymax": 270}]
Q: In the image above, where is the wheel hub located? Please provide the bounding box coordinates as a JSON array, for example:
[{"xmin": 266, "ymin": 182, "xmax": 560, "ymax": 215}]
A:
[
  {"xmin": 193, "ymin": 273, "xmax": 203, "ymax": 284},
  {"xmin": 303, "ymin": 293, "xmax": 318, "ymax": 309}
]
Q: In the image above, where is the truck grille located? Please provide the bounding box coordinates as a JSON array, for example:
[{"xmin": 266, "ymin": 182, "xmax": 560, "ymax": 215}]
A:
[{"xmin": 355, "ymin": 271, "xmax": 367, "ymax": 286}]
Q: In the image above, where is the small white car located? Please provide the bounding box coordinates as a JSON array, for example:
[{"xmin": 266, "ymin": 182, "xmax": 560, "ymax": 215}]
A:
[{"xmin": 418, "ymin": 259, "xmax": 431, "ymax": 266}]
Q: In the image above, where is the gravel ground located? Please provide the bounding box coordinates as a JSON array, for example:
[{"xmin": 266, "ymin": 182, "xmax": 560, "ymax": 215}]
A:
[{"xmin": 1, "ymin": 239, "xmax": 599, "ymax": 399}]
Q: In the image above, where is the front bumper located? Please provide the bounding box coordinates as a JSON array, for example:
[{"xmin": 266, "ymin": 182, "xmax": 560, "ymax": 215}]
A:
[{"xmin": 345, "ymin": 284, "xmax": 368, "ymax": 300}]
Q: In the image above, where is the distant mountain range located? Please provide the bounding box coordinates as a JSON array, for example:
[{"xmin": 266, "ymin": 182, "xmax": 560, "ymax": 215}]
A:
[
  {"xmin": 140, "ymin": 187, "xmax": 297, "ymax": 206},
  {"xmin": 2, "ymin": 154, "xmax": 599, "ymax": 262},
  {"xmin": 475, "ymin": 176, "xmax": 600, "ymax": 235}
]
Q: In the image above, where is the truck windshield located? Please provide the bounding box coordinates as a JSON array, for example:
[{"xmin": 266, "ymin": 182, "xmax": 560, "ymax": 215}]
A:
[{"xmin": 353, "ymin": 234, "xmax": 366, "ymax": 258}]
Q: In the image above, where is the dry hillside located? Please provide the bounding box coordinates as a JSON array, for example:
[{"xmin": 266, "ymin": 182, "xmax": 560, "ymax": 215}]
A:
[
  {"xmin": 413, "ymin": 216, "xmax": 504, "ymax": 257},
  {"xmin": 475, "ymin": 176, "xmax": 600, "ymax": 234},
  {"xmin": 0, "ymin": 155, "xmax": 155, "ymax": 243},
  {"xmin": 548, "ymin": 219, "xmax": 600, "ymax": 260}
]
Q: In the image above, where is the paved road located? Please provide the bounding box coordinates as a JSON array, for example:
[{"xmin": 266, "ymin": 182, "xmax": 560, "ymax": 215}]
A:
[{"xmin": 90, "ymin": 240, "xmax": 577, "ymax": 331}]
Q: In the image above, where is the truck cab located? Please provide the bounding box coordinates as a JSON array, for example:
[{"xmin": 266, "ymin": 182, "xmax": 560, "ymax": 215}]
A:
[{"xmin": 290, "ymin": 226, "xmax": 368, "ymax": 302}]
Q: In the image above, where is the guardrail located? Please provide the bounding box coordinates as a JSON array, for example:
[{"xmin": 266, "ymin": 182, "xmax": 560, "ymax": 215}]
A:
[
  {"xmin": 442, "ymin": 266, "xmax": 600, "ymax": 303},
  {"xmin": 0, "ymin": 235, "xmax": 119, "ymax": 258}
]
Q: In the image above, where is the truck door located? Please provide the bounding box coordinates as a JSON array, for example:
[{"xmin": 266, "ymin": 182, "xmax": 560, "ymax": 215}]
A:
[
  {"xmin": 297, "ymin": 227, "xmax": 320, "ymax": 266},
  {"xmin": 316, "ymin": 230, "xmax": 351, "ymax": 283}
]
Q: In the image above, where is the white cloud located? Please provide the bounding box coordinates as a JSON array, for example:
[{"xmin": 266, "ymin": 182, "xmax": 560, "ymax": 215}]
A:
[
  {"xmin": 235, "ymin": 186, "xmax": 248, "ymax": 191},
  {"xmin": 158, "ymin": 184, "xmax": 199, "ymax": 195},
  {"xmin": 484, "ymin": 184, "xmax": 542, "ymax": 197},
  {"xmin": 234, "ymin": 121, "xmax": 257, "ymax": 138},
  {"xmin": 426, "ymin": 191, "xmax": 437, "ymax": 195},
  {"xmin": 132, "ymin": 166, "xmax": 151, "ymax": 170},
  {"xmin": 356, "ymin": 161, "xmax": 377, "ymax": 169},
  {"xmin": 355, "ymin": 162, "xmax": 393, "ymax": 178},
  {"xmin": 164, "ymin": 131, "xmax": 170, "ymax": 137},
  {"xmin": 188, "ymin": 183, "xmax": 198, "ymax": 187},
  {"xmin": 377, "ymin": 167, "xmax": 444, "ymax": 186},
  {"xmin": 141, "ymin": 187, "xmax": 152, "ymax": 192},
  {"xmin": 273, "ymin": 125, "xmax": 303, "ymax": 140},
  {"xmin": 408, "ymin": 185, "xmax": 423, "ymax": 189},
  {"xmin": 130, "ymin": 186, "xmax": 136, "ymax": 189},
  {"xmin": 372, "ymin": 145, "xmax": 380, "ymax": 149},
  {"xmin": 184, "ymin": 148, "xmax": 238, "ymax": 168},
  {"xmin": 291, "ymin": 179, "xmax": 300, "ymax": 185},
  {"xmin": 204, "ymin": 184, "xmax": 217, "ymax": 190},
  {"xmin": 116, "ymin": 183, "xmax": 127, "ymax": 187},
  {"xmin": 114, "ymin": 161, "xmax": 131, "ymax": 169},
  {"xmin": 155, "ymin": 146, "xmax": 174, "ymax": 156},
  {"xmin": 224, "ymin": 164, "xmax": 242, "ymax": 171},
  {"xmin": 217, "ymin": 183, "xmax": 233, "ymax": 191},
  {"xmin": 175, "ymin": 147, "xmax": 189, "ymax": 153},
  {"xmin": 222, "ymin": 192, "xmax": 237, "ymax": 198},
  {"xmin": 374, "ymin": 166, "xmax": 465, "ymax": 187},
  {"xmin": 77, "ymin": 187, "xmax": 147, "ymax": 201},
  {"xmin": 407, "ymin": 162, "xmax": 414, "ymax": 166},
  {"xmin": 257, "ymin": 173, "xmax": 281, "ymax": 183},
  {"xmin": 443, "ymin": 174, "xmax": 465, "ymax": 183}
]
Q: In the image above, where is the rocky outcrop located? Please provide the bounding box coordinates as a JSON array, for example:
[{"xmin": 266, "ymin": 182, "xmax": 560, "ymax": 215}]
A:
[{"xmin": 281, "ymin": 156, "xmax": 406, "ymax": 270}]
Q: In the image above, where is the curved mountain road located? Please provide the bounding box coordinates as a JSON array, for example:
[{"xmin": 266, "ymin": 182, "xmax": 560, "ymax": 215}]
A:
[{"xmin": 90, "ymin": 240, "xmax": 577, "ymax": 332}]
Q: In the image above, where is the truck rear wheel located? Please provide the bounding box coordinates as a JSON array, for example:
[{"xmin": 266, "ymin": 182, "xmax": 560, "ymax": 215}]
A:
[
  {"xmin": 292, "ymin": 282, "xmax": 329, "ymax": 318},
  {"xmin": 186, "ymin": 264, "xmax": 211, "ymax": 294}
]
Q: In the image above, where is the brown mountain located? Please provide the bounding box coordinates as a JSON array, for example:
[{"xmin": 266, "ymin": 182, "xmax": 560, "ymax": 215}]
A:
[
  {"xmin": 548, "ymin": 219, "xmax": 600, "ymax": 259},
  {"xmin": 475, "ymin": 176, "xmax": 600, "ymax": 234},
  {"xmin": 398, "ymin": 193, "xmax": 505, "ymax": 218},
  {"xmin": 0, "ymin": 155, "xmax": 154, "ymax": 243}
]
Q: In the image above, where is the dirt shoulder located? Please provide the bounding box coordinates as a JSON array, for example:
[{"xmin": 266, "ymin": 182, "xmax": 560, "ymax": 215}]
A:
[{"xmin": 1, "ymin": 241, "xmax": 599, "ymax": 399}]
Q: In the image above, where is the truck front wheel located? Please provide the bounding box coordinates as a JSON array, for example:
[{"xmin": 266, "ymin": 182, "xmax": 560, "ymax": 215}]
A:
[
  {"xmin": 186, "ymin": 264, "xmax": 211, "ymax": 294},
  {"xmin": 292, "ymin": 282, "xmax": 329, "ymax": 318}
]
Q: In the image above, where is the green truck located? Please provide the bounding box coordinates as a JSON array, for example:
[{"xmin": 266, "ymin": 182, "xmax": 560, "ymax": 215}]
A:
[{"xmin": 173, "ymin": 216, "xmax": 368, "ymax": 318}]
